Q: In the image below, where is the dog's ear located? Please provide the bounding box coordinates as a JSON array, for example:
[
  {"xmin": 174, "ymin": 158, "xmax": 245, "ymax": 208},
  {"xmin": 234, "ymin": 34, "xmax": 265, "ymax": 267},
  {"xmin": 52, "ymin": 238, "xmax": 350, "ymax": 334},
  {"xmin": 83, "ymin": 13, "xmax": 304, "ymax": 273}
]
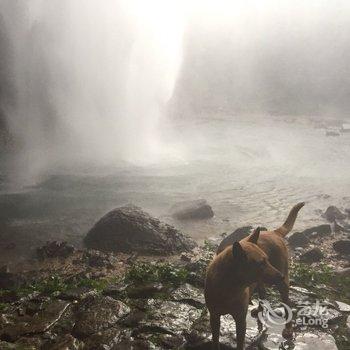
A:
[
  {"xmin": 232, "ymin": 241, "xmax": 247, "ymax": 261},
  {"xmin": 247, "ymin": 227, "xmax": 261, "ymax": 244}
]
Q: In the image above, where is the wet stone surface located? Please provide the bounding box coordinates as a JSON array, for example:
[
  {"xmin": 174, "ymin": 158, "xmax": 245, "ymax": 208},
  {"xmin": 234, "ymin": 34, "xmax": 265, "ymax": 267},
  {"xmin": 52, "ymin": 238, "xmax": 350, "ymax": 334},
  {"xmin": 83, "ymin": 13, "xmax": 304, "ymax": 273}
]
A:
[
  {"xmin": 0, "ymin": 300, "xmax": 70, "ymax": 342},
  {"xmin": 72, "ymin": 295, "xmax": 130, "ymax": 338}
]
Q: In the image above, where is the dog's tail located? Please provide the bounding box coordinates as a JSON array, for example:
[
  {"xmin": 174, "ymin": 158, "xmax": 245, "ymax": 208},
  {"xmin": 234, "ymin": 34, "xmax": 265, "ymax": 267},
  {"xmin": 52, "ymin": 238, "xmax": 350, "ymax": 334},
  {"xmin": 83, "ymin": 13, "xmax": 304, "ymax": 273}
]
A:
[{"xmin": 274, "ymin": 202, "xmax": 305, "ymax": 237}]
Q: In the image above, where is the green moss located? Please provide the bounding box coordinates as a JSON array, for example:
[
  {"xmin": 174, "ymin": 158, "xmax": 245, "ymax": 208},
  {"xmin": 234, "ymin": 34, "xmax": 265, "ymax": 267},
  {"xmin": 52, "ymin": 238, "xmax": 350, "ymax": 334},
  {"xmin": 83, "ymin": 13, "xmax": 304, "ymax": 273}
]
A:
[
  {"xmin": 124, "ymin": 262, "xmax": 190, "ymax": 286},
  {"xmin": 290, "ymin": 261, "xmax": 350, "ymax": 303},
  {"xmin": 290, "ymin": 262, "xmax": 333, "ymax": 285},
  {"xmin": 1, "ymin": 274, "xmax": 120, "ymax": 302},
  {"xmin": 203, "ymin": 239, "xmax": 217, "ymax": 252},
  {"xmin": 0, "ymin": 302, "xmax": 9, "ymax": 312}
]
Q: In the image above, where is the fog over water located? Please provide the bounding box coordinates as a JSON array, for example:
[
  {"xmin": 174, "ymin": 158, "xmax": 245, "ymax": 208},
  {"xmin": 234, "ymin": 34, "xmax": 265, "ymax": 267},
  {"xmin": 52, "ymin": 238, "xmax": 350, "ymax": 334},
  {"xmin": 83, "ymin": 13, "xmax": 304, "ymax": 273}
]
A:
[{"xmin": 0, "ymin": 1, "xmax": 350, "ymax": 260}]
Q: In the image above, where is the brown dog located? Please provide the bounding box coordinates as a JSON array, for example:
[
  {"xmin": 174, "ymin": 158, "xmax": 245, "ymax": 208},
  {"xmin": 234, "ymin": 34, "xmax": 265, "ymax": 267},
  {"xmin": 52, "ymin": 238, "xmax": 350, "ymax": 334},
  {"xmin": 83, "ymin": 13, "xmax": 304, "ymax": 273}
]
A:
[{"xmin": 205, "ymin": 202, "xmax": 305, "ymax": 350}]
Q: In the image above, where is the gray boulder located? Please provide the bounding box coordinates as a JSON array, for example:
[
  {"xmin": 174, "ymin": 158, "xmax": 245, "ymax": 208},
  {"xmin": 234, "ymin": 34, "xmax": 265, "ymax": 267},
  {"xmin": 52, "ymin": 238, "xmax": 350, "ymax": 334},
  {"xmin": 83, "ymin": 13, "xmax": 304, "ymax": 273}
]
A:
[
  {"xmin": 72, "ymin": 296, "xmax": 129, "ymax": 338},
  {"xmin": 333, "ymin": 240, "xmax": 350, "ymax": 255},
  {"xmin": 216, "ymin": 226, "xmax": 268, "ymax": 254},
  {"xmin": 287, "ymin": 232, "xmax": 310, "ymax": 248},
  {"xmin": 216, "ymin": 226, "xmax": 252, "ymax": 254},
  {"xmin": 170, "ymin": 199, "xmax": 214, "ymax": 220},
  {"xmin": 300, "ymin": 247, "xmax": 324, "ymax": 263},
  {"xmin": 84, "ymin": 205, "xmax": 196, "ymax": 254},
  {"xmin": 301, "ymin": 224, "xmax": 332, "ymax": 238}
]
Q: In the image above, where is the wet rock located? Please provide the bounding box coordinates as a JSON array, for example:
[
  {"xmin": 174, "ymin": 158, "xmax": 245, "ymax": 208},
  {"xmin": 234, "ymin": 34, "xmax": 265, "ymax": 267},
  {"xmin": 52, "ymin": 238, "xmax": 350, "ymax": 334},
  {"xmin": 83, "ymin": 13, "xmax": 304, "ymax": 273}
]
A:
[
  {"xmin": 0, "ymin": 341, "xmax": 16, "ymax": 349},
  {"xmin": 185, "ymin": 302, "xmax": 262, "ymax": 349},
  {"xmin": 41, "ymin": 334, "xmax": 82, "ymax": 350},
  {"xmin": 1, "ymin": 300, "xmax": 70, "ymax": 342},
  {"xmin": 287, "ymin": 232, "xmax": 310, "ymax": 248},
  {"xmin": 294, "ymin": 332, "xmax": 337, "ymax": 350},
  {"xmin": 14, "ymin": 337, "xmax": 42, "ymax": 349},
  {"xmin": 0, "ymin": 265, "xmax": 9, "ymax": 273},
  {"xmin": 335, "ymin": 301, "xmax": 350, "ymax": 312},
  {"xmin": 216, "ymin": 226, "xmax": 252, "ymax": 254},
  {"xmin": 120, "ymin": 310, "xmax": 146, "ymax": 328},
  {"xmin": 125, "ymin": 282, "xmax": 167, "ymax": 299},
  {"xmin": 171, "ymin": 283, "xmax": 205, "ymax": 308},
  {"xmin": 49, "ymin": 303, "xmax": 76, "ymax": 336},
  {"xmin": 333, "ymin": 240, "xmax": 350, "ymax": 255},
  {"xmin": 301, "ymin": 224, "xmax": 332, "ymax": 238},
  {"xmin": 299, "ymin": 247, "xmax": 324, "ymax": 263},
  {"xmin": 83, "ymin": 250, "xmax": 114, "ymax": 268},
  {"xmin": 170, "ymin": 199, "xmax": 214, "ymax": 220},
  {"xmin": 59, "ymin": 286, "xmax": 97, "ymax": 301},
  {"xmin": 37, "ymin": 241, "xmax": 75, "ymax": 260},
  {"xmin": 72, "ymin": 296, "xmax": 129, "ymax": 338},
  {"xmin": 137, "ymin": 299, "xmax": 202, "ymax": 336},
  {"xmin": 334, "ymin": 267, "xmax": 350, "ymax": 277},
  {"xmin": 81, "ymin": 327, "xmax": 131, "ymax": 350},
  {"xmin": 322, "ymin": 206, "xmax": 346, "ymax": 222},
  {"xmin": 0, "ymin": 272, "xmax": 25, "ymax": 290},
  {"xmin": 84, "ymin": 205, "xmax": 196, "ymax": 254},
  {"xmin": 102, "ymin": 283, "xmax": 128, "ymax": 299},
  {"xmin": 290, "ymin": 286, "xmax": 317, "ymax": 297},
  {"xmin": 157, "ymin": 333, "xmax": 185, "ymax": 348}
]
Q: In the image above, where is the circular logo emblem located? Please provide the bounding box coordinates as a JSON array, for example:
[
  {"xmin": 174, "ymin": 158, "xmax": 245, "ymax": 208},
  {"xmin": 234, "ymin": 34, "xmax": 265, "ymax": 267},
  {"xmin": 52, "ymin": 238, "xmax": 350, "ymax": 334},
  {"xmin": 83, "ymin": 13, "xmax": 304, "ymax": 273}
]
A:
[{"xmin": 257, "ymin": 300, "xmax": 293, "ymax": 327}]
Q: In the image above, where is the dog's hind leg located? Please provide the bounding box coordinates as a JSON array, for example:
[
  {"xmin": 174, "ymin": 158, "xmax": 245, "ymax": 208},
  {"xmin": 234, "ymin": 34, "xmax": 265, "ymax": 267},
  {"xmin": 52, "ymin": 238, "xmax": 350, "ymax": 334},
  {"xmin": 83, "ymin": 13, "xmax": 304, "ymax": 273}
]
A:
[
  {"xmin": 210, "ymin": 312, "xmax": 221, "ymax": 350},
  {"xmin": 277, "ymin": 277, "xmax": 293, "ymax": 339}
]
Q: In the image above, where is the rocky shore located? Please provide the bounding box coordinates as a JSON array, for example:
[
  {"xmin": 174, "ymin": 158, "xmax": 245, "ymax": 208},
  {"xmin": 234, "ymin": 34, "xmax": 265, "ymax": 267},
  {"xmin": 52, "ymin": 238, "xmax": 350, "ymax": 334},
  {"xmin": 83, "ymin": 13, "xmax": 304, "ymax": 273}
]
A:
[{"xmin": 0, "ymin": 205, "xmax": 349, "ymax": 349}]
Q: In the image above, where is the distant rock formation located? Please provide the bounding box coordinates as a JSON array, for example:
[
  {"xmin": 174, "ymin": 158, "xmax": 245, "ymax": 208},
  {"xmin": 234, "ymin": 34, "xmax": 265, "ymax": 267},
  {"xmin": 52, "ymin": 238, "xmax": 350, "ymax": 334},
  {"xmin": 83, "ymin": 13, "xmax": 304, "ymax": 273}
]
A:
[{"xmin": 170, "ymin": 199, "xmax": 214, "ymax": 220}]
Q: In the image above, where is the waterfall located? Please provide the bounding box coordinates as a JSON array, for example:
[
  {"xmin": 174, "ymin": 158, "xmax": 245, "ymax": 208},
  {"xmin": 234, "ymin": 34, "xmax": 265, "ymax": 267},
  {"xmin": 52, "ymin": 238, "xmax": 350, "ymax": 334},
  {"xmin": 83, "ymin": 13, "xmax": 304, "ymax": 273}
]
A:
[{"xmin": 0, "ymin": 0, "xmax": 185, "ymax": 183}]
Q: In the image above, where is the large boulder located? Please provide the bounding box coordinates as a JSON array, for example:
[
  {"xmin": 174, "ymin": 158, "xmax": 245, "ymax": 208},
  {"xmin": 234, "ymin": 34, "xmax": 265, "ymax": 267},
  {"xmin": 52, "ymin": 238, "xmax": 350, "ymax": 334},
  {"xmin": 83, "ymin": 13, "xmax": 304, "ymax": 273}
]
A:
[
  {"xmin": 84, "ymin": 205, "xmax": 196, "ymax": 254},
  {"xmin": 170, "ymin": 199, "xmax": 214, "ymax": 220}
]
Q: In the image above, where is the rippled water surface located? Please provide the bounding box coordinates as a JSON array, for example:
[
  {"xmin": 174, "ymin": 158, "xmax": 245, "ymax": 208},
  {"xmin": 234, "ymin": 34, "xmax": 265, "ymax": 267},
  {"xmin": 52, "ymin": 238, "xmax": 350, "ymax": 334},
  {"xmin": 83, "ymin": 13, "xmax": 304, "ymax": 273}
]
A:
[{"xmin": 1, "ymin": 117, "xmax": 349, "ymax": 263}]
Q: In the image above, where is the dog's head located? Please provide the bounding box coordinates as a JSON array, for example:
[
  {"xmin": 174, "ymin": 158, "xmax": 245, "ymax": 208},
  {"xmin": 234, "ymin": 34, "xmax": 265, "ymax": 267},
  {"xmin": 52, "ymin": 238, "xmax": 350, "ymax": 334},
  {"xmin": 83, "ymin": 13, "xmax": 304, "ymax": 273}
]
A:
[{"xmin": 231, "ymin": 227, "xmax": 284, "ymax": 285}]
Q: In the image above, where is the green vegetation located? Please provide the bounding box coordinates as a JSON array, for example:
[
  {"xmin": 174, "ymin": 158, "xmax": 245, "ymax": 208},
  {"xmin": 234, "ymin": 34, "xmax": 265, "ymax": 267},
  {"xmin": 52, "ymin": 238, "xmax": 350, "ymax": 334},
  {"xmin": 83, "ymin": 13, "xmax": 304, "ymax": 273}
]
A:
[
  {"xmin": 0, "ymin": 274, "xmax": 119, "ymax": 306},
  {"xmin": 202, "ymin": 239, "xmax": 217, "ymax": 252},
  {"xmin": 124, "ymin": 261, "xmax": 190, "ymax": 286},
  {"xmin": 290, "ymin": 261, "xmax": 350, "ymax": 303},
  {"xmin": 290, "ymin": 261, "xmax": 333, "ymax": 286},
  {"xmin": 0, "ymin": 302, "xmax": 9, "ymax": 312}
]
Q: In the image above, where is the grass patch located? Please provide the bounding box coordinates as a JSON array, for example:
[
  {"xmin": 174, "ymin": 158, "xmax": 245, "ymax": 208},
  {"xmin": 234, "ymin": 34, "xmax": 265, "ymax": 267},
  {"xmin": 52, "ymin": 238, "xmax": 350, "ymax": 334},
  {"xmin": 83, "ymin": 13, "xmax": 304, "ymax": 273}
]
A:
[
  {"xmin": 0, "ymin": 302, "xmax": 9, "ymax": 312},
  {"xmin": 290, "ymin": 261, "xmax": 333, "ymax": 286},
  {"xmin": 0, "ymin": 275, "xmax": 120, "ymax": 305},
  {"xmin": 124, "ymin": 262, "xmax": 190, "ymax": 286},
  {"xmin": 290, "ymin": 261, "xmax": 350, "ymax": 303}
]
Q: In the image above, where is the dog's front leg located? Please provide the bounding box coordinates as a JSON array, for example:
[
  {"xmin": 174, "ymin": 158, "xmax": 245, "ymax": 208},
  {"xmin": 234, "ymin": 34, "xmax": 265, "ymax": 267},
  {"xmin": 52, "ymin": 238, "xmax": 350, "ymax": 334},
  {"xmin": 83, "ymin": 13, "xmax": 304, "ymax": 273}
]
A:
[
  {"xmin": 210, "ymin": 312, "xmax": 221, "ymax": 350},
  {"xmin": 234, "ymin": 315, "xmax": 247, "ymax": 350}
]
